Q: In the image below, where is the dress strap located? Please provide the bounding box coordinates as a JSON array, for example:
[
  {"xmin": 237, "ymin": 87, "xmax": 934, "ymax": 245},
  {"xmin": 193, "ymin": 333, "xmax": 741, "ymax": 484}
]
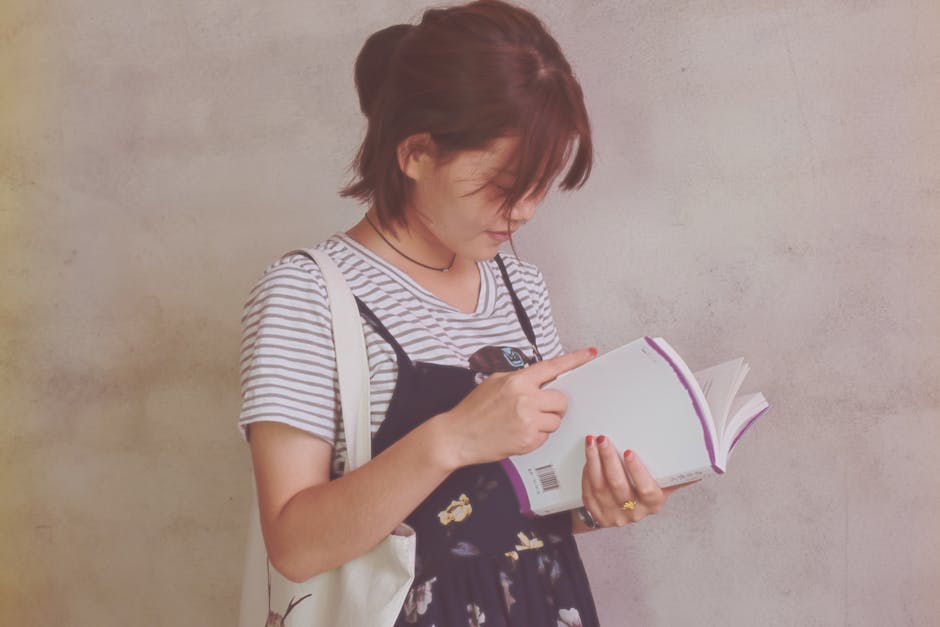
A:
[
  {"xmin": 288, "ymin": 247, "xmax": 413, "ymax": 370},
  {"xmin": 494, "ymin": 254, "xmax": 543, "ymax": 362},
  {"xmin": 354, "ymin": 297, "xmax": 413, "ymax": 370}
]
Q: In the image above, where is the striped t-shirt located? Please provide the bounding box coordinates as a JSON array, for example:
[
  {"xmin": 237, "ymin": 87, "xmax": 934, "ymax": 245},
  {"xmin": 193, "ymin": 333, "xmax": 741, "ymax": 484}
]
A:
[{"xmin": 238, "ymin": 233, "xmax": 564, "ymax": 476}]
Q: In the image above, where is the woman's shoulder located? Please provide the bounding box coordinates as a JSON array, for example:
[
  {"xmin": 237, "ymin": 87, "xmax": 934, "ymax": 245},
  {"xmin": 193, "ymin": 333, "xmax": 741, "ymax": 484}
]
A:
[
  {"xmin": 242, "ymin": 236, "xmax": 350, "ymax": 315},
  {"xmin": 244, "ymin": 234, "xmax": 384, "ymax": 318},
  {"xmin": 249, "ymin": 235, "xmax": 352, "ymax": 288},
  {"xmin": 489, "ymin": 251, "xmax": 549, "ymax": 292},
  {"xmin": 248, "ymin": 250, "xmax": 325, "ymax": 299}
]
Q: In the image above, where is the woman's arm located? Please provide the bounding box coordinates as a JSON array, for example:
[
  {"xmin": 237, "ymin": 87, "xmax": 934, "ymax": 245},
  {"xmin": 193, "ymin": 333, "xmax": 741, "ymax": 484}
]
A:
[
  {"xmin": 250, "ymin": 416, "xmax": 456, "ymax": 583},
  {"xmin": 252, "ymin": 347, "xmax": 597, "ymax": 583}
]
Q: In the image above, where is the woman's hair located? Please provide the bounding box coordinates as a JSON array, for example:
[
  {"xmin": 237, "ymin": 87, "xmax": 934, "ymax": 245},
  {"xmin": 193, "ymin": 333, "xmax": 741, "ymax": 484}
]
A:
[{"xmin": 341, "ymin": 0, "xmax": 593, "ymax": 230}]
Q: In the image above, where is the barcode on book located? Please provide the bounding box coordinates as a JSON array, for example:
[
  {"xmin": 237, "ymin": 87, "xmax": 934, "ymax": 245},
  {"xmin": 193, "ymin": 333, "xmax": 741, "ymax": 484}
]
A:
[{"xmin": 535, "ymin": 464, "xmax": 559, "ymax": 492}]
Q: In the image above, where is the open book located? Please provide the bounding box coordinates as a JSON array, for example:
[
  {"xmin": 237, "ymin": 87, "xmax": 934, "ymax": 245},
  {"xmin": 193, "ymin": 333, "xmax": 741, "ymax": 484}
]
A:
[{"xmin": 499, "ymin": 337, "xmax": 771, "ymax": 517}]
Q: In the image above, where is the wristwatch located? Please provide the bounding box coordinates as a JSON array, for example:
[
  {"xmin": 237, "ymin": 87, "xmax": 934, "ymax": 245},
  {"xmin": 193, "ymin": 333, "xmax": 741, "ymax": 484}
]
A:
[{"xmin": 576, "ymin": 506, "xmax": 599, "ymax": 529}]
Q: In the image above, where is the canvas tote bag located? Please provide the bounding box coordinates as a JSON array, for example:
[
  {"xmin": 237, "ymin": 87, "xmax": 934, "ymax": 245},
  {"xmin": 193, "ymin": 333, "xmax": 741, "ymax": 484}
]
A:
[{"xmin": 239, "ymin": 248, "xmax": 416, "ymax": 627}]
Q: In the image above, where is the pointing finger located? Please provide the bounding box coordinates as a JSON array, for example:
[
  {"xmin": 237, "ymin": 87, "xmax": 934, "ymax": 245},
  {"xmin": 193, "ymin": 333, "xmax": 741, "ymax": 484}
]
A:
[{"xmin": 523, "ymin": 347, "xmax": 597, "ymax": 387}]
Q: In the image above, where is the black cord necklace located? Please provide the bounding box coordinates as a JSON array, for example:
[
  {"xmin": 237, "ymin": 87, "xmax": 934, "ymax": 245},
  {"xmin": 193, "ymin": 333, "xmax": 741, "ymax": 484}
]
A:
[{"xmin": 365, "ymin": 213, "xmax": 456, "ymax": 273}]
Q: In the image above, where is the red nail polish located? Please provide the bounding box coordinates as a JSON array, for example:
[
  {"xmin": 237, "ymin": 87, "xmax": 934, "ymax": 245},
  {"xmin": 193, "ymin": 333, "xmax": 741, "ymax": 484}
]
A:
[
  {"xmin": 624, "ymin": 449, "xmax": 633, "ymax": 459},
  {"xmin": 585, "ymin": 435, "xmax": 594, "ymax": 447},
  {"xmin": 597, "ymin": 435, "xmax": 607, "ymax": 446},
  {"xmin": 588, "ymin": 347, "xmax": 598, "ymax": 357}
]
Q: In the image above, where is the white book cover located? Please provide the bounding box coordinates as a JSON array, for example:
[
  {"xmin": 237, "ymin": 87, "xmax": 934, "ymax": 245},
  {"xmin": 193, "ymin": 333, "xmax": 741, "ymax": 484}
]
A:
[{"xmin": 499, "ymin": 337, "xmax": 771, "ymax": 517}]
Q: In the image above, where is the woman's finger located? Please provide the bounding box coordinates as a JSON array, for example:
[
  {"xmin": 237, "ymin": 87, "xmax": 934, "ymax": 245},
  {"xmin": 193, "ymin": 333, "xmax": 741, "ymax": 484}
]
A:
[
  {"xmin": 582, "ymin": 435, "xmax": 605, "ymax": 494},
  {"xmin": 581, "ymin": 435, "xmax": 607, "ymax": 519},
  {"xmin": 534, "ymin": 388, "xmax": 569, "ymax": 415},
  {"xmin": 662, "ymin": 479, "xmax": 701, "ymax": 497},
  {"xmin": 596, "ymin": 436, "xmax": 634, "ymax": 503},
  {"xmin": 623, "ymin": 450, "xmax": 664, "ymax": 510},
  {"xmin": 533, "ymin": 411, "xmax": 563, "ymax": 435},
  {"xmin": 519, "ymin": 347, "xmax": 597, "ymax": 387}
]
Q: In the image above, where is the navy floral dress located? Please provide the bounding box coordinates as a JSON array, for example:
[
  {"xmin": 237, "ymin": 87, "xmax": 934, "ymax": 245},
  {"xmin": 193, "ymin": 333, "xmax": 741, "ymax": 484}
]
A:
[{"xmin": 360, "ymin": 255, "xmax": 600, "ymax": 627}]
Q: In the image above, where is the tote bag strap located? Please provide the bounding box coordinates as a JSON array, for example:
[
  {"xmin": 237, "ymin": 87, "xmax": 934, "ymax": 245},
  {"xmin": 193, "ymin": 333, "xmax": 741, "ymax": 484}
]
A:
[
  {"xmin": 289, "ymin": 248, "xmax": 372, "ymax": 472},
  {"xmin": 240, "ymin": 248, "xmax": 412, "ymax": 627}
]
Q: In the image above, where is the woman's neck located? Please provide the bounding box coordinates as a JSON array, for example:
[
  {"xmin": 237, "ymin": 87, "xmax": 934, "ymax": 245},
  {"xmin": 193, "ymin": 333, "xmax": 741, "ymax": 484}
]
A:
[
  {"xmin": 346, "ymin": 212, "xmax": 482, "ymax": 314},
  {"xmin": 347, "ymin": 211, "xmax": 461, "ymax": 275}
]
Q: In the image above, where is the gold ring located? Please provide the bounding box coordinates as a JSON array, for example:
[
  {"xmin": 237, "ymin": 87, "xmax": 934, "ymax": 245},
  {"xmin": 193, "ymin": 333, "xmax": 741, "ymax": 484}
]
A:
[{"xmin": 621, "ymin": 500, "xmax": 636, "ymax": 511}]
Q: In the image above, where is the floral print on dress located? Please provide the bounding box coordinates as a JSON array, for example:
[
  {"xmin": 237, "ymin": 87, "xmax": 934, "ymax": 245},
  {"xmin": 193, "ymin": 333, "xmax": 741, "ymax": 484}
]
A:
[
  {"xmin": 438, "ymin": 494, "xmax": 472, "ymax": 525},
  {"xmin": 403, "ymin": 577, "xmax": 437, "ymax": 624},
  {"xmin": 504, "ymin": 530, "xmax": 545, "ymax": 560},
  {"xmin": 396, "ymin": 511, "xmax": 596, "ymax": 626},
  {"xmin": 499, "ymin": 570, "xmax": 515, "ymax": 612},
  {"xmin": 537, "ymin": 552, "xmax": 562, "ymax": 586},
  {"xmin": 514, "ymin": 531, "xmax": 544, "ymax": 551},
  {"xmin": 470, "ymin": 474, "xmax": 501, "ymax": 503},
  {"xmin": 450, "ymin": 541, "xmax": 481, "ymax": 557},
  {"xmin": 466, "ymin": 603, "xmax": 486, "ymax": 626},
  {"xmin": 558, "ymin": 607, "xmax": 583, "ymax": 627}
]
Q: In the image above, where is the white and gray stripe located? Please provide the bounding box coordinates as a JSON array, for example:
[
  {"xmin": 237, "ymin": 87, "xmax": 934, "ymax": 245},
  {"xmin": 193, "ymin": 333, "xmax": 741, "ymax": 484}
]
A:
[{"xmin": 238, "ymin": 233, "xmax": 564, "ymax": 475}]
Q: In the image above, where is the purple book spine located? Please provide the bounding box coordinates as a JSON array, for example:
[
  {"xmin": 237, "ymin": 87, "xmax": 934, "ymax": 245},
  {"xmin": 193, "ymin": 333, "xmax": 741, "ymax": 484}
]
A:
[
  {"xmin": 643, "ymin": 337, "xmax": 722, "ymax": 474},
  {"xmin": 500, "ymin": 459, "xmax": 536, "ymax": 518}
]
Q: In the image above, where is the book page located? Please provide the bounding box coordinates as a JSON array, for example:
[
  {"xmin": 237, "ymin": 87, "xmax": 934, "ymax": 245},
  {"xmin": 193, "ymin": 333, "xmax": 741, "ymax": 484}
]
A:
[
  {"xmin": 726, "ymin": 392, "xmax": 770, "ymax": 455},
  {"xmin": 693, "ymin": 358, "xmax": 747, "ymax": 438}
]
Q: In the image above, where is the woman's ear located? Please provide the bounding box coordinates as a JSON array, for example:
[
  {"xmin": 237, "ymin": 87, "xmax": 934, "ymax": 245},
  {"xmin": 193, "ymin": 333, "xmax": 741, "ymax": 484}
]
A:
[{"xmin": 397, "ymin": 133, "xmax": 436, "ymax": 182}]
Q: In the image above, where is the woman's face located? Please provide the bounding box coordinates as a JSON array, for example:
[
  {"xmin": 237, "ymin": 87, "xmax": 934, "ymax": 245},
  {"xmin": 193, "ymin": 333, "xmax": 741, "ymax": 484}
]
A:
[{"xmin": 404, "ymin": 136, "xmax": 545, "ymax": 262}]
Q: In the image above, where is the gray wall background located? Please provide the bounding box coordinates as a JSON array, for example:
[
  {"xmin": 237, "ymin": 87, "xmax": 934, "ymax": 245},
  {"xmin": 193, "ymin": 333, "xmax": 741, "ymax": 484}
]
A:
[{"xmin": 2, "ymin": 1, "xmax": 938, "ymax": 625}]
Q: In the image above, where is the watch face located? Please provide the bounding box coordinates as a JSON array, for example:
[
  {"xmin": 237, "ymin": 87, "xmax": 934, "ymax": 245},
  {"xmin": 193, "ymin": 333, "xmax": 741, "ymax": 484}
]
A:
[{"xmin": 468, "ymin": 345, "xmax": 538, "ymax": 375}]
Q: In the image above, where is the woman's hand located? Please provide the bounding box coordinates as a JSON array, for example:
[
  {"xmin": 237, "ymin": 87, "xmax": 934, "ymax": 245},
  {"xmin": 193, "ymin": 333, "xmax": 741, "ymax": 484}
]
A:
[
  {"xmin": 437, "ymin": 347, "xmax": 597, "ymax": 468},
  {"xmin": 579, "ymin": 435, "xmax": 695, "ymax": 528}
]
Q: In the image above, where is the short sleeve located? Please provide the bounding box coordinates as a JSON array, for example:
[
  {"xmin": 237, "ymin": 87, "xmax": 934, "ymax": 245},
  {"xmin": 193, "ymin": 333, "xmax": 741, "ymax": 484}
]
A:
[{"xmin": 238, "ymin": 254, "xmax": 340, "ymax": 444}]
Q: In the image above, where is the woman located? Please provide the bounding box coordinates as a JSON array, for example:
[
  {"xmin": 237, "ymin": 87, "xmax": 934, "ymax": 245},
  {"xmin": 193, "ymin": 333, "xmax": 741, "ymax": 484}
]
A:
[{"xmin": 240, "ymin": 1, "xmax": 685, "ymax": 624}]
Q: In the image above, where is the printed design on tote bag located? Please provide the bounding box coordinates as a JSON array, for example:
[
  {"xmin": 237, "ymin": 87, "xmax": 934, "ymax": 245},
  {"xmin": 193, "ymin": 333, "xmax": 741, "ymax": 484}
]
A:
[
  {"xmin": 264, "ymin": 595, "xmax": 309, "ymax": 627},
  {"xmin": 265, "ymin": 565, "xmax": 310, "ymax": 626}
]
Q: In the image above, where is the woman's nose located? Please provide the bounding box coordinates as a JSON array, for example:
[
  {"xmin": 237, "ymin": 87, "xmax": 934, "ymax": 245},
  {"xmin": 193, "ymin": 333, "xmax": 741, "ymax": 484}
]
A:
[{"xmin": 509, "ymin": 196, "xmax": 538, "ymax": 222}]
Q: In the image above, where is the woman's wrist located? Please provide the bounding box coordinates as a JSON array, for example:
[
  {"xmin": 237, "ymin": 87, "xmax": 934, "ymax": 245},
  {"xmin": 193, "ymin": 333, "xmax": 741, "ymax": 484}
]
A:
[
  {"xmin": 417, "ymin": 412, "xmax": 465, "ymax": 474},
  {"xmin": 570, "ymin": 507, "xmax": 600, "ymax": 534},
  {"xmin": 576, "ymin": 506, "xmax": 600, "ymax": 530}
]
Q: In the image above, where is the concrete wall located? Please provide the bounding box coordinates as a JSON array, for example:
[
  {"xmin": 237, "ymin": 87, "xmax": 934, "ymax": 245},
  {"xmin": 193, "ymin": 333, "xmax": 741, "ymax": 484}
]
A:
[{"xmin": 2, "ymin": 0, "xmax": 937, "ymax": 625}]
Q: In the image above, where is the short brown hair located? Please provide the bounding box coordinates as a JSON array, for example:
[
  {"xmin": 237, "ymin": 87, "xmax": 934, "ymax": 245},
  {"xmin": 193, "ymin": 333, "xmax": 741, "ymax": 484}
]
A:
[{"xmin": 341, "ymin": 0, "xmax": 593, "ymax": 230}]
